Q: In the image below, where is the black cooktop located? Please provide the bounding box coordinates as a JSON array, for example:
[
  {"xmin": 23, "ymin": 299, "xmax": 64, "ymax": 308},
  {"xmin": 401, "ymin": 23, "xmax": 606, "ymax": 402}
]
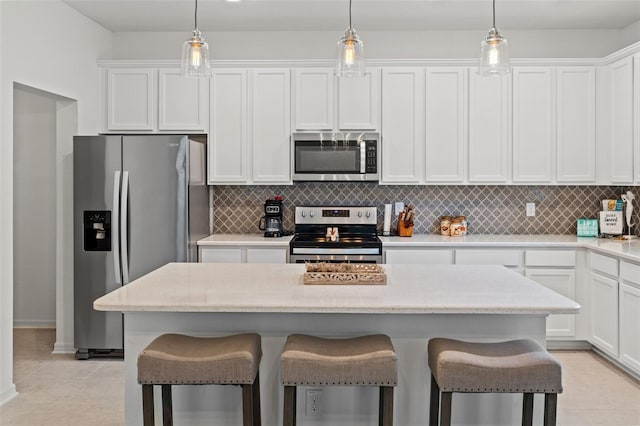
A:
[{"xmin": 291, "ymin": 233, "xmax": 381, "ymax": 248}]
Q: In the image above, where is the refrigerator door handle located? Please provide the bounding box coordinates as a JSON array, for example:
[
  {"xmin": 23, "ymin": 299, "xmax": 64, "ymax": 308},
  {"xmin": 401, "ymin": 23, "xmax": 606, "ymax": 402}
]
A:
[
  {"xmin": 112, "ymin": 171, "xmax": 122, "ymax": 285},
  {"xmin": 121, "ymin": 171, "xmax": 130, "ymax": 284}
]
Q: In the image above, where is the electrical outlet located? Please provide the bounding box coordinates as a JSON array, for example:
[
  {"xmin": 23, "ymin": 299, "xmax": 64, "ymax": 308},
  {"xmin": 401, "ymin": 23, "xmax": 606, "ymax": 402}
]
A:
[
  {"xmin": 526, "ymin": 203, "xmax": 536, "ymax": 217},
  {"xmin": 305, "ymin": 389, "xmax": 322, "ymax": 416},
  {"xmin": 394, "ymin": 202, "xmax": 405, "ymax": 216}
]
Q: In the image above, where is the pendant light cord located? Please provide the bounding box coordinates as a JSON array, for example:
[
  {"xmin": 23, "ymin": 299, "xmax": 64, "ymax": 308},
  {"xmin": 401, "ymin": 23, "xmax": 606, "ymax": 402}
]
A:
[
  {"xmin": 349, "ymin": 0, "xmax": 353, "ymax": 29},
  {"xmin": 492, "ymin": 0, "xmax": 496, "ymax": 28},
  {"xmin": 194, "ymin": 0, "xmax": 198, "ymax": 30}
]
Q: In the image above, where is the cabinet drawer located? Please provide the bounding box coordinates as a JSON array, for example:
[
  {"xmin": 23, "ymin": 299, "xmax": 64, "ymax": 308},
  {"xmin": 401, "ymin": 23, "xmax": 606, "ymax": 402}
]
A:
[
  {"xmin": 455, "ymin": 249, "xmax": 522, "ymax": 267},
  {"xmin": 525, "ymin": 250, "xmax": 575, "ymax": 267},
  {"xmin": 590, "ymin": 252, "xmax": 618, "ymax": 277},
  {"xmin": 200, "ymin": 248, "xmax": 242, "ymax": 263},
  {"xmin": 620, "ymin": 261, "xmax": 640, "ymax": 286},
  {"xmin": 246, "ymin": 248, "xmax": 287, "ymax": 264},
  {"xmin": 385, "ymin": 249, "xmax": 453, "ymax": 264}
]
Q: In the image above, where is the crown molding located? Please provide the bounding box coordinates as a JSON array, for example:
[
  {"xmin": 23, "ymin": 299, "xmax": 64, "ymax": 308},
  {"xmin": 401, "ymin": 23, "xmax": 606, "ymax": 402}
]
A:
[{"xmin": 98, "ymin": 42, "xmax": 640, "ymax": 69}]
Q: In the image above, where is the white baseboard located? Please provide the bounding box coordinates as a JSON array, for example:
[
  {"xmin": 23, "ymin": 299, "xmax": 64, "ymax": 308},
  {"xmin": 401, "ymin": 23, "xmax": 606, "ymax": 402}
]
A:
[
  {"xmin": 13, "ymin": 320, "xmax": 55, "ymax": 328},
  {"xmin": 546, "ymin": 340, "xmax": 593, "ymax": 350},
  {"xmin": 0, "ymin": 385, "xmax": 18, "ymax": 407},
  {"xmin": 52, "ymin": 341, "xmax": 76, "ymax": 354}
]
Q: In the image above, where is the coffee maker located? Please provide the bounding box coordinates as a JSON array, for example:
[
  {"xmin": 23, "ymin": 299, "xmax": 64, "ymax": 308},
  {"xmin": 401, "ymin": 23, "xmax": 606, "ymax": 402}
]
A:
[{"xmin": 259, "ymin": 197, "xmax": 284, "ymax": 237}]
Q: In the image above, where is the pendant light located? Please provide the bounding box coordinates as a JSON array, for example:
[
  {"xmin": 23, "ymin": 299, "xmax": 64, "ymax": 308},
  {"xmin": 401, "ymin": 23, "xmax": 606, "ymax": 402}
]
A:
[
  {"xmin": 181, "ymin": 0, "xmax": 211, "ymax": 78},
  {"xmin": 479, "ymin": 0, "xmax": 510, "ymax": 76},
  {"xmin": 336, "ymin": 0, "xmax": 365, "ymax": 78}
]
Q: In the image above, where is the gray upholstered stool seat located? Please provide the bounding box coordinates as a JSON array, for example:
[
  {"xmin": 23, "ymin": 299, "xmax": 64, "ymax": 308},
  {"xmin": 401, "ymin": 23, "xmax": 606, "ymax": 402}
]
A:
[
  {"xmin": 138, "ymin": 333, "xmax": 262, "ymax": 426},
  {"xmin": 281, "ymin": 334, "xmax": 397, "ymax": 426},
  {"xmin": 427, "ymin": 338, "xmax": 563, "ymax": 426}
]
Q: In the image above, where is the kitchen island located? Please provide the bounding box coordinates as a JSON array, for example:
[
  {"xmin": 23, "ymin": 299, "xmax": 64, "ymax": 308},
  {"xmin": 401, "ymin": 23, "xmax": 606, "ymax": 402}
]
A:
[{"xmin": 95, "ymin": 262, "xmax": 579, "ymax": 426}]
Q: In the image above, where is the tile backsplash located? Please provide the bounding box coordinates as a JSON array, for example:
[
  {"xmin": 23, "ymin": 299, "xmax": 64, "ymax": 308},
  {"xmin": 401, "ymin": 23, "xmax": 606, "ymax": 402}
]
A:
[{"xmin": 210, "ymin": 184, "xmax": 640, "ymax": 236}]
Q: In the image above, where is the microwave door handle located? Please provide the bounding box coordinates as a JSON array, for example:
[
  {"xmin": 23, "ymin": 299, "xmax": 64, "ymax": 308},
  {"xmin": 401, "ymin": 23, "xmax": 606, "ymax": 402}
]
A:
[
  {"xmin": 112, "ymin": 171, "xmax": 121, "ymax": 285},
  {"xmin": 360, "ymin": 140, "xmax": 366, "ymax": 173}
]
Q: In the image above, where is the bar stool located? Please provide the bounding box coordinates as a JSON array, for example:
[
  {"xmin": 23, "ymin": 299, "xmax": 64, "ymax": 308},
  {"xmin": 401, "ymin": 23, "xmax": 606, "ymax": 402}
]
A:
[
  {"xmin": 427, "ymin": 338, "xmax": 562, "ymax": 426},
  {"xmin": 280, "ymin": 333, "xmax": 397, "ymax": 426},
  {"xmin": 137, "ymin": 333, "xmax": 262, "ymax": 426}
]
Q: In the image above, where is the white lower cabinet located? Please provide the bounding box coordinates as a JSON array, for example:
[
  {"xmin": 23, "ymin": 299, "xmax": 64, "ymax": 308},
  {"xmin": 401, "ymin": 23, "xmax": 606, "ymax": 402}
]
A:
[
  {"xmin": 384, "ymin": 249, "xmax": 453, "ymax": 264},
  {"xmin": 199, "ymin": 247, "xmax": 287, "ymax": 264},
  {"xmin": 619, "ymin": 262, "xmax": 640, "ymax": 373},
  {"xmin": 589, "ymin": 271, "xmax": 619, "ymax": 357},
  {"xmin": 525, "ymin": 269, "xmax": 576, "ymax": 337}
]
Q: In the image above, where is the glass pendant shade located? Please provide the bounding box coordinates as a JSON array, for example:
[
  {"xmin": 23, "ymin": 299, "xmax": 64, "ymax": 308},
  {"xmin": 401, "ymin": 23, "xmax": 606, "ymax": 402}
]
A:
[
  {"xmin": 336, "ymin": 28, "xmax": 365, "ymax": 77},
  {"xmin": 479, "ymin": 27, "xmax": 510, "ymax": 76},
  {"xmin": 181, "ymin": 29, "xmax": 211, "ymax": 78}
]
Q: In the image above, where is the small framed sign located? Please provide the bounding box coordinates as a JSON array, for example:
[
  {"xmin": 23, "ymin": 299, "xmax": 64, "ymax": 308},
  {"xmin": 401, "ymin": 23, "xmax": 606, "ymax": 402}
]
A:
[{"xmin": 576, "ymin": 218, "xmax": 598, "ymax": 237}]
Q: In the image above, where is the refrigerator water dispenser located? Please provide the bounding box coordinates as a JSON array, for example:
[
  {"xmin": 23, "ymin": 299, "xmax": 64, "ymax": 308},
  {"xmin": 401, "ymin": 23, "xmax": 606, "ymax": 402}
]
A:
[{"xmin": 83, "ymin": 210, "xmax": 111, "ymax": 251}]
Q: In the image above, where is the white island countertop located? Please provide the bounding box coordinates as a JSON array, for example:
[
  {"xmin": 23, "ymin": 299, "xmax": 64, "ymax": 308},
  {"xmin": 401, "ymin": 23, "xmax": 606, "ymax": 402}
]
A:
[{"xmin": 94, "ymin": 263, "xmax": 580, "ymax": 315}]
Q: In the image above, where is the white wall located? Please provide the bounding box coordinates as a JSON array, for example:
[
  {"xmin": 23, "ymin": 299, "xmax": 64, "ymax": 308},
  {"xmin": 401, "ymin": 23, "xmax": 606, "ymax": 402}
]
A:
[
  {"xmin": 13, "ymin": 85, "xmax": 57, "ymax": 327},
  {"xmin": 112, "ymin": 28, "xmax": 632, "ymax": 60},
  {"xmin": 0, "ymin": 0, "xmax": 112, "ymax": 405}
]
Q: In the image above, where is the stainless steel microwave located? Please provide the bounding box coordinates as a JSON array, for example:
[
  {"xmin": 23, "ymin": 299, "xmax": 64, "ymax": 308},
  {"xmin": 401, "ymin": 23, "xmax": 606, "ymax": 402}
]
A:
[{"xmin": 292, "ymin": 132, "xmax": 380, "ymax": 182}]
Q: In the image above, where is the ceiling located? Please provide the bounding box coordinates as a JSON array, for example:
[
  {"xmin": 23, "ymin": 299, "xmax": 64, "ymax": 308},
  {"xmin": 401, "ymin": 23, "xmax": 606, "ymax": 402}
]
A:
[{"xmin": 63, "ymin": 0, "xmax": 640, "ymax": 33}]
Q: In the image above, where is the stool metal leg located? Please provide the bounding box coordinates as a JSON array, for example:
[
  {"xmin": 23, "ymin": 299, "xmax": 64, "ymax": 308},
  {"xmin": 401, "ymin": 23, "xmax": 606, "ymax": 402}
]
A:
[
  {"xmin": 379, "ymin": 386, "xmax": 393, "ymax": 426},
  {"xmin": 242, "ymin": 383, "xmax": 254, "ymax": 426},
  {"xmin": 283, "ymin": 386, "xmax": 296, "ymax": 426},
  {"xmin": 429, "ymin": 375, "xmax": 440, "ymax": 426},
  {"xmin": 440, "ymin": 392, "xmax": 452, "ymax": 426},
  {"xmin": 161, "ymin": 385, "xmax": 173, "ymax": 426},
  {"xmin": 142, "ymin": 384, "xmax": 154, "ymax": 426},
  {"xmin": 522, "ymin": 393, "xmax": 533, "ymax": 426},
  {"xmin": 544, "ymin": 393, "xmax": 558, "ymax": 426},
  {"xmin": 252, "ymin": 373, "xmax": 262, "ymax": 426}
]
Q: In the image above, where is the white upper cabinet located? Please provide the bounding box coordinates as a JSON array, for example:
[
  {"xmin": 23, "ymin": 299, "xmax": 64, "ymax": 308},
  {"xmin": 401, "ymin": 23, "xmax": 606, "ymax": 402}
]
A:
[
  {"xmin": 106, "ymin": 68, "xmax": 155, "ymax": 131},
  {"xmin": 381, "ymin": 68, "xmax": 425, "ymax": 184},
  {"xmin": 209, "ymin": 68, "xmax": 291, "ymax": 185},
  {"xmin": 293, "ymin": 68, "xmax": 335, "ymax": 131},
  {"xmin": 635, "ymin": 54, "xmax": 640, "ymax": 183},
  {"xmin": 556, "ymin": 67, "xmax": 596, "ymax": 182},
  {"xmin": 293, "ymin": 67, "xmax": 380, "ymax": 132},
  {"xmin": 209, "ymin": 69, "xmax": 248, "ymax": 183},
  {"xmin": 250, "ymin": 68, "xmax": 291, "ymax": 183},
  {"xmin": 512, "ymin": 67, "xmax": 554, "ymax": 183},
  {"xmin": 609, "ymin": 56, "xmax": 635, "ymax": 183},
  {"xmin": 337, "ymin": 68, "xmax": 381, "ymax": 131},
  {"xmin": 104, "ymin": 67, "xmax": 209, "ymax": 133},
  {"xmin": 468, "ymin": 71, "xmax": 511, "ymax": 182},
  {"xmin": 425, "ymin": 67, "xmax": 467, "ymax": 182},
  {"xmin": 158, "ymin": 69, "xmax": 208, "ymax": 131}
]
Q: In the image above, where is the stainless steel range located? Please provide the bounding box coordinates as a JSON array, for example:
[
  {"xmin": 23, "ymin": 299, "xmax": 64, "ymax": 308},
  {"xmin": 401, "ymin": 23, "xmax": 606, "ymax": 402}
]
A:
[{"xmin": 289, "ymin": 206, "xmax": 382, "ymax": 263}]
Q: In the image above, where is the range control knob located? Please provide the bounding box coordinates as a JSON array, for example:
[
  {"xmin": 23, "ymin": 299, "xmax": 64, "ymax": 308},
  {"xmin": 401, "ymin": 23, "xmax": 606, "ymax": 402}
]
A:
[
  {"xmin": 310, "ymin": 211, "xmax": 315, "ymax": 217},
  {"xmin": 357, "ymin": 211, "xmax": 363, "ymax": 217},
  {"xmin": 366, "ymin": 211, "xmax": 371, "ymax": 218},
  {"xmin": 301, "ymin": 211, "xmax": 306, "ymax": 217}
]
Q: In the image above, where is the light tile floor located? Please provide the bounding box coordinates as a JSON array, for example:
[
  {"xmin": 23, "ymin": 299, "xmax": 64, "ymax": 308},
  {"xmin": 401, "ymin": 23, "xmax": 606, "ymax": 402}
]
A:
[{"xmin": 1, "ymin": 329, "xmax": 639, "ymax": 425}]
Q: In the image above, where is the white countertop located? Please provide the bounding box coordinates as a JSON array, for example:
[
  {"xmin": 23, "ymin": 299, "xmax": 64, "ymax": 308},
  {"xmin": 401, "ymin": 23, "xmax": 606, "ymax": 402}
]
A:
[
  {"xmin": 197, "ymin": 233, "xmax": 293, "ymax": 247},
  {"xmin": 380, "ymin": 234, "xmax": 640, "ymax": 262},
  {"xmin": 94, "ymin": 263, "xmax": 580, "ymax": 315}
]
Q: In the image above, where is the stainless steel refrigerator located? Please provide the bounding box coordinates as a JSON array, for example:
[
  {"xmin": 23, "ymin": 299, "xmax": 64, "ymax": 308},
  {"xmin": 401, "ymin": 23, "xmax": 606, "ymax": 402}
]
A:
[{"xmin": 73, "ymin": 135, "xmax": 209, "ymax": 359}]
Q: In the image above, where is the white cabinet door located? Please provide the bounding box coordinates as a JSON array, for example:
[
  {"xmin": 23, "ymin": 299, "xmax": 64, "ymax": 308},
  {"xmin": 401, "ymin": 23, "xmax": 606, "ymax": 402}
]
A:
[
  {"xmin": 381, "ymin": 68, "xmax": 425, "ymax": 183},
  {"xmin": 589, "ymin": 272, "xmax": 619, "ymax": 357},
  {"xmin": 635, "ymin": 54, "xmax": 640, "ymax": 183},
  {"xmin": 425, "ymin": 67, "xmax": 466, "ymax": 182},
  {"xmin": 106, "ymin": 68, "xmax": 154, "ymax": 131},
  {"xmin": 468, "ymin": 71, "xmax": 510, "ymax": 182},
  {"xmin": 199, "ymin": 248, "xmax": 243, "ymax": 263},
  {"xmin": 246, "ymin": 248, "xmax": 287, "ymax": 264},
  {"xmin": 338, "ymin": 68, "xmax": 380, "ymax": 131},
  {"xmin": 251, "ymin": 69, "xmax": 291, "ymax": 183},
  {"xmin": 512, "ymin": 67, "xmax": 554, "ymax": 182},
  {"xmin": 209, "ymin": 69, "xmax": 248, "ymax": 183},
  {"xmin": 609, "ymin": 56, "xmax": 635, "ymax": 183},
  {"xmin": 525, "ymin": 269, "xmax": 576, "ymax": 337},
  {"xmin": 385, "ymin": 249, "xmax": 453, "ymax": 264},
  {"xmin": 158, "ymin": 69, "xmax": 208, "ymax": 131},
  {"xmin": 619, "ymin": 282, "xmax": 640, "ymax": 374},
  {"xmin": 293, "ymin": 68, "xmax": 335, "ymax": 131},
  {"xmin": 556, "ymin": 67, "xmax": 596, "ymax": 182}
]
